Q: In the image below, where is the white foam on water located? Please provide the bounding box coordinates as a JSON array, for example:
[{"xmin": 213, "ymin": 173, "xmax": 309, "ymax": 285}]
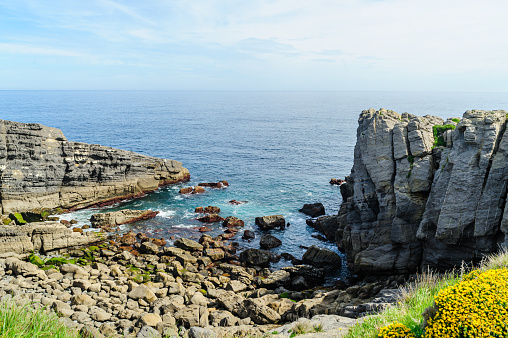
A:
[
  {"xmin": 157, "ymin": 210, "xmax": 176, "ymax": 218},
  {"xmin": 172, "ymin": 223, "xmax": 196, "ymax": 229},
  {"xmin": 173, "ymin": 195, "xmax": 183, "ymax": 200}
]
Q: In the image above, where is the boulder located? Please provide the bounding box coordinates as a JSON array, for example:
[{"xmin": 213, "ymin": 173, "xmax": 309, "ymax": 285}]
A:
[
  {"xmin": 129, "ymin": 285, "xmax": 157, "ymax": 303},
  {"xmin": 196, "ymin": 214, "xmax": 225, "ymax": 223},
  {"xmin": 174, "ymin": 238, "xmax": 203, "ymax": 251},
  {"xmin": 198, "ymin": 181, "xmax": 229, "ymax": 188},
  {"xmin": 299, "ymin": 203, "xmax": 326, "ymax": 217},
  {"xmin": 259, "ymin": 234, "xmax": 282, "ymax": 249},
  {"xmin": 242, "ymin": 230, "xmax": 255, "ymax": 240},
  {"xmin": 239, "ymin": 248, "xmax": 273, "ymax": 267},
  {"xmin": 223, "ymin": 216, "xmax": 245, "ymax": 228},
  {"xmin": 90, "ymin": 209, "xmax": 158, "ymax": 228},
  {"xmin": 302, "ymin": 246, "xmax": 342, "ymax": 268},
  {"xmin": 255, "ymin": 215, "xmax": 285, "ymax": 230}
]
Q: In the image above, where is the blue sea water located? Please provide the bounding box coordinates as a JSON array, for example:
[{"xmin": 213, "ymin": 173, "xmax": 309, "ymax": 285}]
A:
[{"xmin": 1, "ymin": 91, "xmax": 508, "ymax": 278}]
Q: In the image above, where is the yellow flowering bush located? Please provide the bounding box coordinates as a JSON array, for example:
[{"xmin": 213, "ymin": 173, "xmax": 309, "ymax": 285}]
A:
[
  {"xmin": 425, "ymin": 268, "xmax": 508, "ymax": 337},
  {"xmin": 378, "ymin": 322, "xmax": 415, "ymax": 338}
]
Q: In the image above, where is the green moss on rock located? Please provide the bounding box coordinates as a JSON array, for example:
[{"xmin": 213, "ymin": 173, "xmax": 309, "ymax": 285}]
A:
[{"xmin": 8, "ymin": 213, "xmax": 27, "ymax": 225}]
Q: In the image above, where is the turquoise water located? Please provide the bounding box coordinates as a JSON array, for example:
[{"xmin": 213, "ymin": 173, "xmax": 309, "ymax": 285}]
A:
[{"xmin": 1, "ymin": 91, "xmax": 508, "ymax": 277}]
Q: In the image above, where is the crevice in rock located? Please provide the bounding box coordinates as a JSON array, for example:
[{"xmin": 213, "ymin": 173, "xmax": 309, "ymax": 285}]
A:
[{"xmin": 481, "ymin": 121, "xmax": 506, "ymax": 194}]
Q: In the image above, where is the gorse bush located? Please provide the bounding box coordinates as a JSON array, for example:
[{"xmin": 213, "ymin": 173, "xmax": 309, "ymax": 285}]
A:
[
  {"xmin": 425, "ymin": 268, "xmax": 508, "ymax": 337},
  {"xmin": 378, "ymin": 322, "xmax": 415, "ymax": 338}
]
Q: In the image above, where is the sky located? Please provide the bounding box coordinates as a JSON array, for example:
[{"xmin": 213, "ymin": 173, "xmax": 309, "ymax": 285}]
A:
[{"xmin": 0, "ymin": 0, "xmax": 507, "ymax": 91}]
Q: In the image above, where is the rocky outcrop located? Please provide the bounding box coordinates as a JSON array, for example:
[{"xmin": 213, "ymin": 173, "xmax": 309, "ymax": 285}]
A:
[
  {"xmin": 90, "ymin": 209, "xmax": 159, "ymax": 228},
  {"xmin": 0, "ymin": 222, "xmax": 103, "ymax": 256},
  {"xmin": 0, "ymin": 119, "xmax": 189, "ymax": 214},
  {"xmin": 333, "ymin": 108, "xmax": 508, "ymax": 275}
]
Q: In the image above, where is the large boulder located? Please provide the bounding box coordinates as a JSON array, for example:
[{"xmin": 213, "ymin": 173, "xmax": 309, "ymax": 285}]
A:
[
  {"xmin": 239, "ymin": 248, "xmax": 273, "ymax": 267},
  {"xmin": 299, "ymin": 203, "xmax": 325, "ymax": 217},
  {"xmin": 174, "ymin": 238, "xmax": 203, "ymax": 252},
  {"xmin": 259, "ymin": 234, "xmax": 282, "ymax": 249},
  {"xmin": 255, "ymin": 215, "xmax": 285, "ymax": 230},
  {"xmin": 302, "ymin": 246, "xmax": 342, "ymax": 268}
]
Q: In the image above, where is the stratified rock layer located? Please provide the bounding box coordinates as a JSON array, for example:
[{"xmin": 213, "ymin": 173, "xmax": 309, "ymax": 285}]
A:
[
  {"xmin": 335, "ymin": 108, "xmax": 508, "ymax": 275},
  {"xmin": 0, "ymin": 119, "xmax": 190, "ymax": 213}
]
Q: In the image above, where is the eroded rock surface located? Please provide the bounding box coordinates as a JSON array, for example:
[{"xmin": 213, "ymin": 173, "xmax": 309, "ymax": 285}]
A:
[
  {"xmin": 333, "ymin": 109, "xmax": 508, "ymax": 274},
  {"xmin": 0, "ymin": 119, "xmax": 189, "ymax": 214}
]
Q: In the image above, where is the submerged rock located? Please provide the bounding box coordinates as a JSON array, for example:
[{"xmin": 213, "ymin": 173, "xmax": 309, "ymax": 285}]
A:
[{"xmin": 198, "ymin": 181, "xmax": 229, "ymax": 188}]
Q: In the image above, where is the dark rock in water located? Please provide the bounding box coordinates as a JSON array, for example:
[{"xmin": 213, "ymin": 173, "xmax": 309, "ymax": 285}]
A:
[
  {"xmin": 259, "ymin": 234, "xmax": 282, "ymax": 249},
  {"xmin": 196, "ymin": 214, "xmax": 225, "ymax": 223},
  {"xmin": 255, "ymin": 215, "xmax": 285, "ymax": 230},
  {"xmin": 311, "ymin": 234, "xmax": 327, "ymax": 242},
  {"xmin": 198, "ymin": 180, "xmax": 229, "ymax": 188},
  {"xmin": 228, "ymin": 199, "xmax": 248, "ymax": 205},
  {"xmin": 195, "ymin": 206, "xmax": 221, "ymax": 214},
  {"xmin": 330, "ymin": 178, "xmax": 346, "ymax": 185},
  {"xmin": 299, "ymin": 203, "xmax": 325, "ymax": 217},
  {"xmin": 222, "ymin": 216, "xmax": 245, "ymax": 228},
  {"xmin": 280, "ymin": 253, "xmax": 302, "ymax": 265},
  {"xmin": 242, "ymin": 230, "xmax": 255, "ymax": 240},
  {"xmin": 197, "ymin": 226, "xmax": 212, "ymax": 232},
  {"xmin": 180, "ymin": 186, "xmax": 206, "ymax": 194},
  {"xmin": 282, "ymin": 264, "xmax": 325, "ymax": 287},
  {"xmin": 306, "ymin": 215, "xmax": 340, "ymax": 242},
  {"xmin": 239, "ymin": 248, "xmax": 273, "ymax": 267},
  {"xmin": 302, "ymin": 246, "xmax": 342, "ymax": 268},
  {"xmin": 291, "ymin": 276, "xmax": 308, "ymax": 291}
]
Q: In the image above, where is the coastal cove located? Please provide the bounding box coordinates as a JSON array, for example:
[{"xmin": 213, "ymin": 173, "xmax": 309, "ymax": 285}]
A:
[{"xmin": 2, "ymin": 91, "xmax": 508, "ymax": 337}]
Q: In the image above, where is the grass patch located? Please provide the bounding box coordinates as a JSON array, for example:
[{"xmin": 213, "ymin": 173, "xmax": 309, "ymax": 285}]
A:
[
  {"xmin": 345, "ymin": 249, "xmax": 508, "ymax": 338},
  {"xmin": 432, "ymin": 124, "xmax": 455, "ymax": 148},
  {"xmin": 451, "ymin": 118, "xmax": 460, "ymax": 123},
  {"xmin": 0, "ymin": 299, "xmax": 80, "ymax": 338}
]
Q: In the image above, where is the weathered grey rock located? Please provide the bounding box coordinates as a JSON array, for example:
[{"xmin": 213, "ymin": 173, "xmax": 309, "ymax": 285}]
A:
[
  {"xmin": 302, "ymin": 246, "xmax": 341, "ymax": 268},
  {"xmin": 188, "ymin": 327, "xmax": 216, "ymax": 338},
  {"xmin": 0, "ymin": 222, "xmax": 103, "ymax": 256},
  {"xmin": 129, "ymin": 285, "xmax": 157, "ymax": 303},
  {"xmin": 137, "ymin": 325, "xmax": 161, "ymax": 338},
  {"xmin": 334, "ymin": 109, "xmax": 508, "ymax": 274},
  {"xmin": 255, "ymin": 215, "xmax": 285, "ymax": 230},
  {"xmin": 306, "ymin": 215, "xmax": 340, "ymax": 242},
  {"xmin": 260, "ymin": 270, "xmax": 290, "ymax": 289},
  {"xmin": 90, "ymin": 209, "xmax": 158, "ymax": 228},
  {"xmin": 174, "ymin": 238, "xmax": 203, "ymax": 252},
  {"xmin": 0, "ymin": 118, "xmax": 189, "ymax": 214}
]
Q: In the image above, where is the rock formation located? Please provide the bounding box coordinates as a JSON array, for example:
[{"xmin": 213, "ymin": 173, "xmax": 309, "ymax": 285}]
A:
[
  {"xmin": 90, "ymin": 209, "xmax": 159, "ymax": 229},
  {"xmin": 0, "ymin": 119, "xmax": 190, "ymax": 214},
  {"xmin": 334, "ymin": 108, "xmax": 508, "ymax": 275}
]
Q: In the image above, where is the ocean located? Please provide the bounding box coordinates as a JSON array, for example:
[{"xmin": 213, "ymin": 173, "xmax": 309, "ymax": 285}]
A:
[{"xmin": 1, "ymin": 90, "xmax": 508, "ymax": 279}]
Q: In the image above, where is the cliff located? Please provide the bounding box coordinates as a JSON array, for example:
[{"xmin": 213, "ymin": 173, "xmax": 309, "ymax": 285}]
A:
[
  {"xmin": 0, "ymin": 119, "xmax": 190, "ymax": 214},
  {"xmin": 334, "ymin": 108, "xmax": 508, "ymax": 275}
]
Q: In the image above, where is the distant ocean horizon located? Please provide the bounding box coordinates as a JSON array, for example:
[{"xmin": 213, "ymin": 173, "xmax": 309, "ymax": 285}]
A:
[{"xmin": 2, "ymin": 90, "xmax": 508, "ymax": 280}]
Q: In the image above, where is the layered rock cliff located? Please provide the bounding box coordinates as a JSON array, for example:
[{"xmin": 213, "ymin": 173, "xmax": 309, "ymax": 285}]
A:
[
  {"xmin": 334, "ymin": 108, "xmax": 508, "ymax": 275},
  {"xmin": 0, "ymin": 119, "xmax": 190, "ymax": 214}
]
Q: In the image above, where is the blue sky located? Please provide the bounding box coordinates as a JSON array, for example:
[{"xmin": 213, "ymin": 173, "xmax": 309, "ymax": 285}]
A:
[{"xmin": 0, "ymin": 0, "xmax": 507, "ymax": 91}]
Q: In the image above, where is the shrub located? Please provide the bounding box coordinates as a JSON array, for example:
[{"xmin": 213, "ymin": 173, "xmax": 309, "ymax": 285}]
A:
[
  {"xmin": 451, "ymin": 118, "xmax": 460, "ymax": 123},
  {"xmin": 378, "ymin": 322, "xmax": 415, "ymax": 338},
  {"xmin": 424, "ymin": 268, "xmax": 508, "ymax": 337}
]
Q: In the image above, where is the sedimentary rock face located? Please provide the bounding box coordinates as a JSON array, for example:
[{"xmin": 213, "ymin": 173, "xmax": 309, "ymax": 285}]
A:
[
  {"xmin": 0, "ymin": 119, "xmax": 190, "ymax": 213},
  {"xmin": 336, "ymin": 109, "xmax": 508, "ymax": 275}
]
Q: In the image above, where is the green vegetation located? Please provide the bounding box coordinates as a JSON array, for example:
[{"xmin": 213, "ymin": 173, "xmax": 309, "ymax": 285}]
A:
[
  {"xmin": 432, "ymin": 124, "xmax": 456, "ymax": 148},
  {"xmin": 8, "ymin": 212, "xmax": 26, "ymax": 225},
  {"xmin": 2, "ymin": 219, "xmax": 12, "ymax": 225},
  {"xmin": 451, "ymin": 118, "xmax": 460, "ymax": 123},
  {"xmin": 345, "ymin": 249, "xmax": 508, "ymax": 338},
  {"xmin": 0, "ymin": 299, "xmax": 80, "ymax": 338}
]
